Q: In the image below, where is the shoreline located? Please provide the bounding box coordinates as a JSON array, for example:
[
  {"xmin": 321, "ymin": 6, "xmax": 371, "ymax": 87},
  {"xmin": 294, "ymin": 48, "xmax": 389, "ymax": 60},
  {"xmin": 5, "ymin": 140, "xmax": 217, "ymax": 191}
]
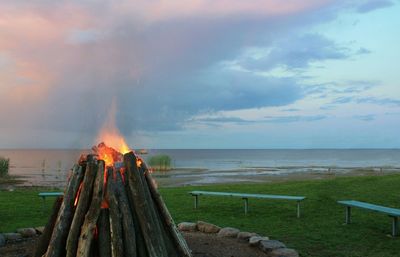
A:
[{"xmin": 3, "ymin": 167, "xmax": 399, "ymax": 189}]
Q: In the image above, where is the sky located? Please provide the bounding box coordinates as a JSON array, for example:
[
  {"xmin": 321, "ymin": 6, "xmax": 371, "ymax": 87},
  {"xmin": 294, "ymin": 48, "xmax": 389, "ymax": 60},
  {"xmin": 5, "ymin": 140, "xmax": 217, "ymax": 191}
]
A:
[{"xmin": 0, "ymin": 0, "xmax": 399, "ymax": 149}]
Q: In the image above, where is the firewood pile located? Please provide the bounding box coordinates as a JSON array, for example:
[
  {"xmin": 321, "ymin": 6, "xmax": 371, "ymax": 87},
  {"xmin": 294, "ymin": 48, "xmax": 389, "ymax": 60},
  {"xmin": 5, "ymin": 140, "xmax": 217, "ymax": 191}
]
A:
[{"xmin": 34, "ymin": 146, "xmax": 192, "ymax": 257}]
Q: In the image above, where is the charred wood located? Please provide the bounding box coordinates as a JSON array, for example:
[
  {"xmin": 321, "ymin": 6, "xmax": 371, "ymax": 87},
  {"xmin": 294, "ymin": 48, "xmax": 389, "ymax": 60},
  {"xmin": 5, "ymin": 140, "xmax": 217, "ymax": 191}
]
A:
[
  {"xmin": 107, "ymin": 168, "xmax": 124, "ymax": 257},
  {"xmin": 124, "ymin": 152, "xmax": 169, "ymax": 257},
  {"xmin": 124, "ymin": 168, "xmax": 149, "ymax": 257},
  {"xmin": 115, "ymin": 170, "xmax": 137, "ymax": 257},
  {"xmin": 33, "ymin": 196, "xmax": 63, "ymax": 257},
  {"xmin": 44, "ymin": 165, "xmax": 84, "ymax": 257},
  {"xmin": 76, "ymin": 160, "xmax": 104, "ymax": 257},
  {"xmin": 97, "ymin": 209, "xmax": 111, "ymax": 257},
  {"xmin": 66, "ymin": 160, "xmax": 97, "ymax": 257},
  {"xmin": 142, "ymin": 163, "xmax": 192, "ymax": 257}
]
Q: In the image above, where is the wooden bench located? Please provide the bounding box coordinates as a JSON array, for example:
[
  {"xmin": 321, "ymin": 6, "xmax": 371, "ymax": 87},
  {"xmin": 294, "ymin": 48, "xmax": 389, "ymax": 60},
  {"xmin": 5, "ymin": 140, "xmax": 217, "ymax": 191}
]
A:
[
  {"xmin": 338, "ymin": 200, "xmax": 400, "ymax": 236},
  {"xmin": 38, "ymin": 192, "xmax": 64, "ymax": 212},
  {"xmin": 189, "ymin": 191, "xmax": 306, "ymax": 218}
]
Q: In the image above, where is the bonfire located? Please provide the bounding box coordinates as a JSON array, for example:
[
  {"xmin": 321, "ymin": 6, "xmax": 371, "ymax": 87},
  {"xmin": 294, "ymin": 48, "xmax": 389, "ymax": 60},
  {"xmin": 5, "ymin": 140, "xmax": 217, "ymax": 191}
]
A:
[{"xmin": 34, "ymin": 136, "xmax": 191, "ymax": 257}]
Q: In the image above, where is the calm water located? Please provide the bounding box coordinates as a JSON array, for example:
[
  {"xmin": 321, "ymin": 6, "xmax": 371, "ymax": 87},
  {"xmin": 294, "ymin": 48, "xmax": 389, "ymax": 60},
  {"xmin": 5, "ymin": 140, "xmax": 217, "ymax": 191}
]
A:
[{"xmin": 1, "ymin": 149, "xmax": 400, "ymax": 187}]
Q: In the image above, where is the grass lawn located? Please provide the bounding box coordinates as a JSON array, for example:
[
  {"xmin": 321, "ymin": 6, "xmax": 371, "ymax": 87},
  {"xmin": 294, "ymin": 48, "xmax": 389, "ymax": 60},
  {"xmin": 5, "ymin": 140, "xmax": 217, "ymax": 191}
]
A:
[{"xmin": 1, "ymin": 174, "xmax": 400, "ymax": 257}]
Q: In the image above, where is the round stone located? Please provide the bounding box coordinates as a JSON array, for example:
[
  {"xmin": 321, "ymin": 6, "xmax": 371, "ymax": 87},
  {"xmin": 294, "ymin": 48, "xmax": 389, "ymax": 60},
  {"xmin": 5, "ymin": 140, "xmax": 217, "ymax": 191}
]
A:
[
  {"xmin": 196, "ymin": 221, "xmax": 221, "ymax": 233},
  {"xmin": 177, "ymin": 222, "xmax": 197, "ymax": 232},
  {"xmin": 217, "ymin": 227, "xmax": 240, "ymax": 238}
]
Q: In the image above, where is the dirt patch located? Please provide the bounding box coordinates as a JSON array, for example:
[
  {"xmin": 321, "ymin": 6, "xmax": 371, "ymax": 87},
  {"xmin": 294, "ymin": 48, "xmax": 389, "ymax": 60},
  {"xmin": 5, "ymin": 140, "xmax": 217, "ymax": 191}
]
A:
[
  {"xmin": 0, "ymin": 236, "xmax": 38, "ymax": 257},
  {"xmin": 0, "ymin": 232, "xmax": 267, "ymax": 257},
  {"xmin": 184, "ymin": 231, "xmax": 267, "ymax": 257}
]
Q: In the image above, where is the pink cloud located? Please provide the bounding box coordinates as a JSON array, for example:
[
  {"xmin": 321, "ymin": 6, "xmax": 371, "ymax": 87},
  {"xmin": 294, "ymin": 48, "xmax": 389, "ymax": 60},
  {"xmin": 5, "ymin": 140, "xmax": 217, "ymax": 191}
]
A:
[{"xmin": 111, "ymin": 0, "xmax": 333, "ymax": 23}]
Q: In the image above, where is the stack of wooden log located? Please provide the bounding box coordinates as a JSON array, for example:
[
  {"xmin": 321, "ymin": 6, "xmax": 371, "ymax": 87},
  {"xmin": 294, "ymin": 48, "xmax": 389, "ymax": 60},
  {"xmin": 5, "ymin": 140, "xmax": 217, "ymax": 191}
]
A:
[{"xmin": 35, "ymin": 151, "xmax": 192, "ymax": 257}]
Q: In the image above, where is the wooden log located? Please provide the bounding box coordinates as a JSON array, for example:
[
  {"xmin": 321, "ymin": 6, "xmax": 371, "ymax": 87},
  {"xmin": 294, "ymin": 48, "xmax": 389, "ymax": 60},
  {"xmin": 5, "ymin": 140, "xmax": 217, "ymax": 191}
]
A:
[
  {"xmin": 142, "ymin": 163, "xmax": 192, "ymax": 257},
  {"xmin": 97, "ymin": 209, "xmax": 111, "ymax": 257},
  {"xmin": 115, "ymin": 170, "xmax": 137, "ymax": 257},
  {"xmin": 33, "ymin": 196, "xmax": 63, "ymax": 257},
  {"xmin": 76, "ymin": 160, "xmax": 104, "ymax": 257},
  {"xmin": 44, "ymin": 165, "xmax": 84, "ymax": 257},
  {"xmin": 124, "ymin": 169, "xmax": 149, "ymax": 257},
  {"xmin": 107, "ymin": 167, "xmax": 124, "ymax": 257},
  {"xmin": 124, "ymin": 152, "xmax": 169, "ymax": 257},
  {"xmin": 66, "ymin": 159, "xmax": 98, "ymax": 257},
  {"xmin": 135, "ymin": 162, "xmax": 181, "ymax": 257}
]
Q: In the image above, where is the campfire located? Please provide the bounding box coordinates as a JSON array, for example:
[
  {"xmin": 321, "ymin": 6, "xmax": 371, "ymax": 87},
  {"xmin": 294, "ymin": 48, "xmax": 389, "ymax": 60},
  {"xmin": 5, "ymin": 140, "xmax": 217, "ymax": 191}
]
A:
[{"xmin": 34, "ymin": 142, "xmax": 192, "ymax": 257}]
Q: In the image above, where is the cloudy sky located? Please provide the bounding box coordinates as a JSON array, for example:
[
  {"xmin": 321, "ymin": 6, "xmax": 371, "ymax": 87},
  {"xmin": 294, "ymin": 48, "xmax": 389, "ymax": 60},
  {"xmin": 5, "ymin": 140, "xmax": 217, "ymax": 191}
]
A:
[{"xmin": 0, "ymin": 0, "xmax": 399, "ymax": 149}]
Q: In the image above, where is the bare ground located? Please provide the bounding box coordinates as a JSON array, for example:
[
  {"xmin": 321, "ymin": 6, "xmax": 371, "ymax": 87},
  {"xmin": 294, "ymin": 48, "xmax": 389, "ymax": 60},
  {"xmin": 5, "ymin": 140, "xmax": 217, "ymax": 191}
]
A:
[{"xmin": 0, "ymin": 231, "xmax": 267, "ymax": 257}]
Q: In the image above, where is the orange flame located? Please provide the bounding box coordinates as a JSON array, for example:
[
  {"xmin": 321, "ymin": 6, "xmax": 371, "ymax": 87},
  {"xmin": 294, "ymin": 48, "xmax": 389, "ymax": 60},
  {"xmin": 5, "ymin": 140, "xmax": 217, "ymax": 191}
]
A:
[
  {"xmin": 97, "ymin": 98, "xmax": 130, "ymax": 153},
  {"xmin": 96, "ymin": 98, "xmax": 130, "ymax": 166}
]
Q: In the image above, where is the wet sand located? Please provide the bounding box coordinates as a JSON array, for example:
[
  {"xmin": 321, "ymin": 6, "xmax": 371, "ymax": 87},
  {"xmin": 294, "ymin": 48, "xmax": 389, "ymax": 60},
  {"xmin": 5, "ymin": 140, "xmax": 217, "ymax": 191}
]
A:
[{"xmin": 151, "ymin": 167, "xmax": 400, "ymax": 187}]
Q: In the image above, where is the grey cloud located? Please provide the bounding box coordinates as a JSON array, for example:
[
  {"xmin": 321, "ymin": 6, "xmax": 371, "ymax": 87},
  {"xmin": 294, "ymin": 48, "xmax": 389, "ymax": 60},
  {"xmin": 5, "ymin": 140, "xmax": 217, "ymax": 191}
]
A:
[
  {"xmin": 191, "ymin": 116, "xmax": 254, "ymax": 124},
  {"xmin": 67, "ymin": 29, "xmax": 103, "ymax": 45},
  {"xmin": 331, "ymin": 96, "xmax": 354, "ymax": 104},
  {"xmin": 239, "ymin": 34, "xmax": 349, "ymax": 71},
  {"xmin": 319, "ymin": 105, "xmax": 336, "ymax": 110},
  {"xmin": 0, "ymin": 0, "xmax": 387, "ymax": 142},
  {"xmin": 356, "ymin": 97, "xmax": 400, "ymax": 106},
  {"xmin": 190, "ymin": 114, "xmax": 327, "ymax": 126},
  {"xmin": 356, "ymin": 0, "xmax": 394, "ymax": 13},
  {"xmin": 356, "ymin": 47, "xmax": 372, "ymax": 55},
  {"xmin": 306, "ymin": 80, "xmax": 378, "ymax": 101},
  {"xmin": 328, "ymin": 95, "xmax": 400, "ymax": 106},
  {"xmin": 353, "ymin": 114, "xmax": 376, "ymax": 121},
  {"xmin": 114, "ymin": 71, "xmax": 303, "ymax": 132},
  {"xmin": 263, "ymin": 115, "xmax": 327, "ymax": 123},
  {"xmin": 282, "ymin": 108, "xmax": 301, "ymax": 112}
]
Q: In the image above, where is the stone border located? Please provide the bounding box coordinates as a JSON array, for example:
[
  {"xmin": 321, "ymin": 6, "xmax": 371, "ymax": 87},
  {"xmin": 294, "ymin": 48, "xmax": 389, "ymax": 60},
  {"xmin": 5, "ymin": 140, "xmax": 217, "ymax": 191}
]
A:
[
  {"xmin": 1, "ymin": 222, "xmax": 300, "ymax": 257},
  {"xmin": 178, "ymin": 221, "xmax": 299, "ymax": 257},
  {"xmin": 0, "ymin": 227, "xmax": 44, "ymax": 247}
]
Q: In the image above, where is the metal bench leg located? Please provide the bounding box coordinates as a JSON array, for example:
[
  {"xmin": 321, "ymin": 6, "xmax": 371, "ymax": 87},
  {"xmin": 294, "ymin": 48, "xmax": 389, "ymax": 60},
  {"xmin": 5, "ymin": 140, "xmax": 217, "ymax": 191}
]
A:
[
  {"xmin": 345, "ymin": 206, "xmax": 351, "ymax": 224},
  {"xmin": 297, "ymin": 201, "xmax": 301, "ymax": 218},
  {"xmin": 243, "ymin": 198, "xmax": 248, "ymax": 215},
  {"xmin": 392, "ymin": 217, "xmax": 398, "ymax": 237},
  {"xmin": 194, "ymin": 195, "xmax": 198, "ymax": 209}
]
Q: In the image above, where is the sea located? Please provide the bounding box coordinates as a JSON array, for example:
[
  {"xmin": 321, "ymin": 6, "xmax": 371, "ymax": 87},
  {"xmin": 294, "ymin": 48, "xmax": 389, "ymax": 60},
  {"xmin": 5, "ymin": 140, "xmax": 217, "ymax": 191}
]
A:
[{"xmin": 1, "ymin": 149, "xmax": 400, "ymax": 187}]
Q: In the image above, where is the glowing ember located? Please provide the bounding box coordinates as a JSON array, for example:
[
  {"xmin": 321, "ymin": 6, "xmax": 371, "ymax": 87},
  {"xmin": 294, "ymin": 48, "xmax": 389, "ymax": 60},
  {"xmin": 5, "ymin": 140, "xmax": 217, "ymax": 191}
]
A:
[
  {"xmin": 136, "ymin": 158, "xmax": 142, "ymax": 167},
  {"xmin": 93, "ymin": 142, "xmax": 124, "ymax": 167},
  {"xmin": 74, "ymin": 183, "xmax": 84, "ymax": 207}
]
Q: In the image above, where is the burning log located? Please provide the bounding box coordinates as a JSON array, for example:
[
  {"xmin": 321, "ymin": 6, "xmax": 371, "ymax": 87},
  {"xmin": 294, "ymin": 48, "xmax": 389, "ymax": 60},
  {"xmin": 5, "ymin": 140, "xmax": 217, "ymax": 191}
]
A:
[{"xmin": 37, "ymin": 143, "xmax": 192, "ymax": 257}]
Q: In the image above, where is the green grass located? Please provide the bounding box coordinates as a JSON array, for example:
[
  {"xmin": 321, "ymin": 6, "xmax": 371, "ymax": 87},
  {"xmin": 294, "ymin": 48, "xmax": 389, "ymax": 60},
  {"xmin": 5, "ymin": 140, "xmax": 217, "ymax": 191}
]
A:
[
  {"xmin": 0, "ymin": 156, "xmax": 9, "ymax": 177},
  {"xmin": 147, "ymin": 154, "xmax": 172, "ymax": 171},
  {"xmin": 1, "ymin": 174, "xmax": 399, "ymax": 256}
]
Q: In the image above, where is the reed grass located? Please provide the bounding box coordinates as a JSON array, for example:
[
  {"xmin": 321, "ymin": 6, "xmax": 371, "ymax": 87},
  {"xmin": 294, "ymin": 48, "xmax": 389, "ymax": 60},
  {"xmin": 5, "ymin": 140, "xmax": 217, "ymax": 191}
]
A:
[
  {"xmin": 0, "ymin": 156, "xmax": 9, "ymax": 177},
  {"xmin": 147, "ymin": 154, "xmax": 172, "ymax": 171}
]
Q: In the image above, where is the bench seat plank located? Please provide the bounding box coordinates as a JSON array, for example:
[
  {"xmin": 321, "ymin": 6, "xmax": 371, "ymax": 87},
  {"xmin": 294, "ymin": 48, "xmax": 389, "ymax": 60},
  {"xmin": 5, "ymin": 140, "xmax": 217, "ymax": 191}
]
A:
[
  {"xmin": 190, "ymin": 191, "xmax": 305, "ymax": 201},
  {"xmin": 338, "ymin": 200, "xmax": 400, "ymax": 217},
  {"xmin": 338, "ymin": 200, "xmax": 400, "ymax": 236},
  {"xmin": 189, "ymin": 190, "xmax": 305, "ymax": 218},
  {"xmin": 39, "ymin": 192, "xmax": 64, "ymax": 197}
]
